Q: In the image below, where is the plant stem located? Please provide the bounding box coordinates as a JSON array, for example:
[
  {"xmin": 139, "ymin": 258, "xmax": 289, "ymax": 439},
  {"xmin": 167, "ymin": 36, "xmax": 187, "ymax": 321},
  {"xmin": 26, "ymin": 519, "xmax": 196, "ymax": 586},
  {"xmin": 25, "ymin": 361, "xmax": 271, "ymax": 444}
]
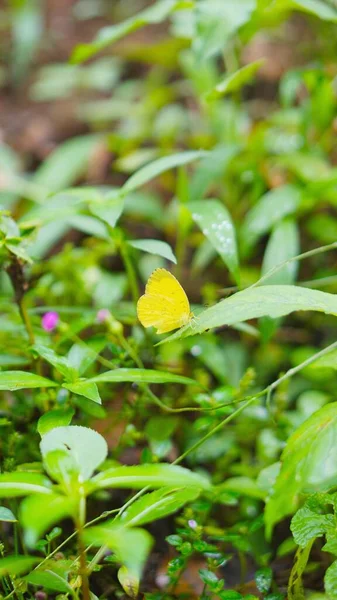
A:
[
  {"xmin": 76, "ymin": 489, "xmax": 90, "ymax": 600},
  {"xmin": 120, "ymin": 238, "xmax": 139, "ymax": 306},
  {"xmin": 18, "ymin": 296, "xmax": 35, "ymax": 345}
]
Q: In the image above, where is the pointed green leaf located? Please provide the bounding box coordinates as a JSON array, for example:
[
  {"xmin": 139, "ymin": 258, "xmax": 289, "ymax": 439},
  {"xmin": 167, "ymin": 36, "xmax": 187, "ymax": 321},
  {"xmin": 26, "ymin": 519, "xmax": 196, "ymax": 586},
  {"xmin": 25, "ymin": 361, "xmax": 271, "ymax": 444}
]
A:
[
  {"xmin": 88, "ymin": 368, "xmax": 197, "ymax": 386},
  {"xmin": 0, "ymin": 371, "xmax": 57, "ymax": 390},
  {"xmin": 128, "ymin": 239, "xmax": 177, "ymax": 264},
  {"xmin": 20, "ymin": 493, "xmax": 76, "ymax": 547},
  {"xmin": 121, "ymin": 151, "xmax": 207, "ymax": 194},
  {"xmin": 0, "ymin": 472, "xmax": 52, "ymax": 498},
  {"xmin": 0, "ymin": 556, "xmax": 39, "ymax": 577},
  {"xmin": 119, "ymin": 487, "xmax": 201, "ymax": 527},
  {"xmin": 160, "ymin": 285, "xmax": 337, "ymax": 344},
  {"xmin": 37, "ymin": 408, "xmax": 75, "ymax": 437},
  {"xmin": 189, "ymin": 199, "xmax": 239, "ymax": 281},
  {"xmin": 89, "ymin": 464, "xmax": 210, "ymax": 492}
]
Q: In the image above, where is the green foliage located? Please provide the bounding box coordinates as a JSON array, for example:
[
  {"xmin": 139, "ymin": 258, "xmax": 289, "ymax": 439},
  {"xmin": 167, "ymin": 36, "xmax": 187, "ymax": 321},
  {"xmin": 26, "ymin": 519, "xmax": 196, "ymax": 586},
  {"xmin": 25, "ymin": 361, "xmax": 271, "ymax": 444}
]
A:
[{"xmin": 2, "ymin": 0, "xmax": 337, "ymax": 598}]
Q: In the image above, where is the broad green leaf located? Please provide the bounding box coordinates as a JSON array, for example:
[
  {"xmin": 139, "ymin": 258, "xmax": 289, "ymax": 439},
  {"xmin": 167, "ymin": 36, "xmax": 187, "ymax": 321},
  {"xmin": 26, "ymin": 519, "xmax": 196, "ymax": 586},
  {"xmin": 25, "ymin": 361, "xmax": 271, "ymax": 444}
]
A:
[
  {"xmin": 0, "ymin": 556, "xmax": 39, "ymax": 577},
  {"xmin": 89, "ymin": 368, "xmax": 197, "ymax": 386},
  {"xmin": 189, "ymin": 144, "xmax": 238, "ymax": 202},
  {"xmin": 207, "ymin": 60, "xmax": 264, "ymax": 99},
  {"xmin": 0, "ymin": 506, "xmax": 17, "ymax": 522},
  {"xmin": 193, "ymin": 0, "xmax": 255, "ymax": 59},
  {"xmin": 89, "ymin": 464, "xmax": 210, "ymax": 492},
  {"xmin": 84, "ymin": 525, "xmax": 153, "ymax": 579},
  {"xmin": 66, "ymin": 214, "xmax": 110, "ymax": 239},
  {"xmin": 128, "ymin": 239, "xmax": 177, "ymax": 264},
  {"xmin": 40, "ymin": 426, "xmax": 108, "ymax": 481},
  {"xmin": 11, "ymin": 0, "xmax": 42, "ymax": 83},
  {"xmin": 119, "ymin": 487, "xmax": 200, "ymax": 527},
  {"xmin": 33, "ymin": 345, "xmax": 76, "ymax": 380},
  {"xmin": 189, "ymin": 199, "xmax": 239, "ymax": 281},
  {"xmin": 24, "ymin": 569, "xmax": 72, "ymax": 593},
  {"xmin": 71, "ymin": 0, "xmax": 191, "ymax": 62},
  {"xmin": 160, "ymin": 285, "xmax": 337, "ymax": 344},
  {"xmin": 33, "ymin": 135, "xmax": 103, "ymax": 194},
  {"xmin": 0, "ymin": 371, "xmax": 57, "ymax": 390},
  {"xmin": 325, "ymin": 561, "xmax": 337, "ymax": 599},
  {"xmin": 67, "ymin": 338, "xmax": 106, "ymax": 376},
  {"xmin": 121, "ymin": 151, "xmax": 207, "ymax": 195},
  {"xmin": 20, "ymin": 493, "xmax": 76, "ymax": 547},
  {"xmin": 89, "ymin": 195, "xmax": 124, "ymax": 228},
  {"xmin": 289, "ymin": 0, "xmax": 337, "ymax": 21},
  {"xmin": 63, "ymin": 381, "xmax": 101, "ymax": 404},
  {"xmin": 259, "ymin": 219, "xmax": 300, "ymax": 340},
  {"xmin": 37, "ymin": 408, "xmax": 75, "ymax": 437},
  {"xmin": 0, "ymin": 354, "xmax": 30, "ymax": 367},
  {"xmin": 240, "ymin": 184, "xmax": 301, "ymax": 253},
  {"xmin": 291, "ymin": 504, "xmax": 334, "ymax": 548},
  {"xmin": 118, "ymin": 565, "xmax": 139, "ymax": 599},
  {"xmin": 265, "ymin": 402, "xmax": 337, "ymax": 537},
  {"xmin": 261, "ymin": 219, "xmax": 300, "ymax": 285},
  {"xmin": 0, "ymin": 472, "xmax": 52, "ymax": 498}
]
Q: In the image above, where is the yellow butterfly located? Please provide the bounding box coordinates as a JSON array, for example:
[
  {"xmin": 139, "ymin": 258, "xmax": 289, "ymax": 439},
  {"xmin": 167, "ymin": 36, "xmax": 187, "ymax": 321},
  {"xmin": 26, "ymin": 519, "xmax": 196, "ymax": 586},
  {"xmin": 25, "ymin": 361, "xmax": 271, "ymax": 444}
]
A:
[{"xmin": 137, "ymin": 268, "xmax": 194, "ymax": 334}]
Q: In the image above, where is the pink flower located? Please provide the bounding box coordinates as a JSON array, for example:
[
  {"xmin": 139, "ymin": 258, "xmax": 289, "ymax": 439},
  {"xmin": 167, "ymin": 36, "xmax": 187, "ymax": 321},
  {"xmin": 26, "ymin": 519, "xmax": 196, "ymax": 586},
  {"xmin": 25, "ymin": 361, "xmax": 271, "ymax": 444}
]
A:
[
  {"xmin": 188, "ymin": 519, "xmax": 197, "ymax": 529},
  {"xmin": 42, "ymin": 311, "xmax": 59, "ymax": 332},
  {"xmin": 96, "ymin": 308, "xmax": 111, "ymax": 323}
]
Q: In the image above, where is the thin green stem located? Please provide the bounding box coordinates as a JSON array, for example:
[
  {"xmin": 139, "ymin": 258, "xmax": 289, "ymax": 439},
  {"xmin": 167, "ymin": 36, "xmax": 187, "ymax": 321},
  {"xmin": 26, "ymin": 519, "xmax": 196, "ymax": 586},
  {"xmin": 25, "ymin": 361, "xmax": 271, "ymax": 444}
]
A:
[
  {"xmin": 18, "ymin": 297, "xmax": 35, "ymax": 346},
  {"xmin": 251, "ymin": 241, "xmax": 337, "ymax": 289},
  {"xmin": 120, "ymin": 239, "xmax": 139, "ymax": 306}
]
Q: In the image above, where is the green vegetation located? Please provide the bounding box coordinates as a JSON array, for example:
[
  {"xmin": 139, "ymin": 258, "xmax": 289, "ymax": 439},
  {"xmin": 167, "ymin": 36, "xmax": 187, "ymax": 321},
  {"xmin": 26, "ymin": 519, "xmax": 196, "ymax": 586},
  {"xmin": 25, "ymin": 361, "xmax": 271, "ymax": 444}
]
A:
[{"xmin": 2, "ymin": 0, "xmax": 337, "ymax": 598}]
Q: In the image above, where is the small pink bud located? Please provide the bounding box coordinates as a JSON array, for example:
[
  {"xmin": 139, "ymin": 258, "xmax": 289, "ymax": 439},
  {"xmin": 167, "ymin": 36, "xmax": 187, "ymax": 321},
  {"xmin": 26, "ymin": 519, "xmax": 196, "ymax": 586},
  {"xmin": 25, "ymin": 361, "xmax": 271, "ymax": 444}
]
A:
[
  {"xmin": 42, "ymin": 311, "xmax": 59, "ymax": 332},
  {"xmin": 96, "ymin": 308, "xmax": 111, "ymax": 323},
  {"xmin": 188, "ymin": 519, "xmax": 197, "ymax": 529}
]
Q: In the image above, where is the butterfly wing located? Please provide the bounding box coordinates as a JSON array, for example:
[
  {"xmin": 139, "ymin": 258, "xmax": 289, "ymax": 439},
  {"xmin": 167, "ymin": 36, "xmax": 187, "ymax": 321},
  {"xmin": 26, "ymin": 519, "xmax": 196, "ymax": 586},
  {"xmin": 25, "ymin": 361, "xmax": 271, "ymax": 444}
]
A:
[{"xmin": 137, "ymin": 268, "xmax": 191, "ymax": 334}]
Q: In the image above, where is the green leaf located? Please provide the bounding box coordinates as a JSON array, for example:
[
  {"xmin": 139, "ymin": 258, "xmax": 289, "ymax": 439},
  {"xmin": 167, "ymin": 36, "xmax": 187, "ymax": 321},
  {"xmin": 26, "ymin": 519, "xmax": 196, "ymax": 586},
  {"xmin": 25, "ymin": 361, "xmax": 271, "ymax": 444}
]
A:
[
  {"xmin": 84, "ymin": 524, "xmax": 153, "ymax": 579},
  {"xmin": 37, "ymin": 408, "xmax": 75, "ymax": 437},
  {"xmin": 241, "ymin": 185, "xmax": 302, "ymax": 253},
  {"xmin": 255, "ymin": 567, "xmax": 273, "ymax": 594},
  {"xmin": 66, "ymin": 215, "xmax": 110, "ymax": 240},
  {"xmin": 121, "ymin": 150, "xmax": 207, "ymax": 195},
  {"xmin": 0, "ymin": 472, "xmax": 52, "ymax": 498},
  {"xmin": 33, "ymin": 345, "xmax": 76, "ymax": 380},
  {"xmin": 0, "ymin": 556, "xmax": 39, "ymax": 577},
  {"xmin": 67, "ymin": 339, "xmax": 106, "ymax": 376},
  {"xmin": 71, "ymin": 0, "xmax": 190, "ymax": 62},
  {"xmin": 89, "ymin": 368, "xmax": 197, "ymax": 386},
  {"xmin": 63, "ymin": 381, "xmax": 101, "ymax": 404},
  {"xmin": 189, "ymin": 199, "xmax": 239, "ymax": 281},
  {"xmin": 89, "ymin": 195, "xmax": 124, "ymax": 228},
  {"xmin": 207, "ymin": 60, "xmax": 264, "ymax": 99},
  {"xmin": 33, "ymin": 135, "xmax": 103, "ymax": 194},
  {"xmin": 128, "ymin": 239, "xmax": 177, "ymax": 264},
  {"xmin": 119, "ymin": 487, "xmax": 200, "ymax": 527},
  {"xmin": 40, "ymin": 426, "xmax": 108, "ymax": 481},
  {"xmin": 265, "ymin": 402, "xmax": 337, "ymax": 537},
  {"xmin": 0, "ymin": 371, "xmax": 57, "ymax": 391},
  {"xmin": 24, "ymin": 569, "xmax": 71, "ymax": 593},
  {"xmin": 0, "ymin": 506, "xmax": 17, "ymax": 522},
  {"xmin": 189, "ymin": 145, "xmax": 238, "ymax": 202},
  {"xmin": 291, "ymin": 504, "xmax": 334, "ymax": 548},
  {"xmin": 118, "ymin": 565, "xmax": 139, "ymax": 599},
  {"xmin": 89, "ymin": 464, "xmax": 210, "ymax": 492},
  {"xmin": 261, "ymin": 219, "xmax": 300, "ymax": 285},
  {"xmin": 325, "ymin": 561, "xmax": 337, "ymax": 599},
  {"xmin": 289, "ymin": 0, "xmax": 337, "ymax": 21},
  {"xmin": 160, "ymin": 285, "xmax": 337, "ymax": 343},
  {"xmin": 20, "ymin": 493, "xmax": 76, "ymax": 547}
]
